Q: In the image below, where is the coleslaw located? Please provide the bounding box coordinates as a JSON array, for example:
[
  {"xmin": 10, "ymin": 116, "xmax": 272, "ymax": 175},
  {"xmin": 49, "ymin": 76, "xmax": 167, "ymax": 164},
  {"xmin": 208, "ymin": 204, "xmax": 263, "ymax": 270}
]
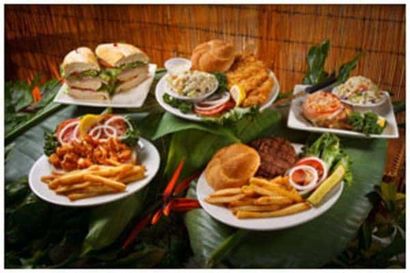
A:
[{"xmin": 333, "ymin": 76, "xmax": 383, "ymax": 105}]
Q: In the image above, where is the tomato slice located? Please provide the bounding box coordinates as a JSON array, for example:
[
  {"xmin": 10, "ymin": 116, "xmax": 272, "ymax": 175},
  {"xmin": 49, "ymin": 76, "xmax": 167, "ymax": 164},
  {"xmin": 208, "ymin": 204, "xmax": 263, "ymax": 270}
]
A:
[
  {"xmin": 296, "ymin": 157, "xmax": 327, "ymax": 182},
  {"xmin": 195, "ymin": 100, "xmax": 235, "ymax": 116}
]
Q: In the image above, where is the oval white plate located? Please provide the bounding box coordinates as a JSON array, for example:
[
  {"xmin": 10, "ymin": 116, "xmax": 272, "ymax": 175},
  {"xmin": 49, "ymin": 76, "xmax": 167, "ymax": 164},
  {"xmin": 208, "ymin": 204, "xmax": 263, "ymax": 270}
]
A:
[
  {"xmin": 331, "ymin": 87, "xmax": 387, "ymax": 108},
  {"xmin": 156, "ymin": 71, "xmax": 280, "ymax": 122},
  {"xmin": 196, "ymin": 143, "xmax": 343, "ymax": 231},
  {"xmin": 29, "ymin": 137, "xmax": 160, "ymax": 207}
]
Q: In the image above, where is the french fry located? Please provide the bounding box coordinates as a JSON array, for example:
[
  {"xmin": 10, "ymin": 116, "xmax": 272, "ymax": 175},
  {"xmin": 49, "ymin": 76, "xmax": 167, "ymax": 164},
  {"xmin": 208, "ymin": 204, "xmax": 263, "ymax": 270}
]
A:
[
  {"xmin": 205, "ymin": 194, "xmax": 245, "ymax": 205},
  {"xmin": 83, "ymin": 174, "xmax": 126, "ymax": 192},
  {"xmin": 228, "ymin": 197, "xmax": 257, "ymax": 207},
  {"xmin": 209, "ymin": 187, "xmax": 242, "ymax": 197},
  {"xmin": 255, "ymin": 195, "xmax": 294, "ymax": 205},
  {"xmin": 249, "ymin": 184, "xmax": 278, "ymax": 196},
  {"xmin": 121, "ymin": 172, "xmax": 146, "ymax": 184},
  {"xmin": 90, "ymin": 164, "xmax": 133, "ymax": 177},
  {"xmin": 49, "ymin": 172, "xmax": 85, "ymax": 189},
  {"xmin": 41, "ymin": 175, "xmax": 56, "ymax": 183},
  {"xmin": 235, "ymin": 202, "xmax": 311, "ymax": 219},
  {"xmin": 241, "ymin": 185, "xmax": 257, "ymax": 196},
  {"xmin": 250, "ymin": 177, "xmax": 303, "ymax": 202},
  {"xmin": 271, "ymin": 176, "xmax": 290, "ymax": 187},
  {"xmin": 115, "ymin": 165, "xmax": 145, "ymax": 181},
  {"xmin": 230, "ymin": 204, "xmax": 281, "ymax": 212},
  {"xmin": 54, "ymin": 182, "xmax": 93, "ymax": 194}
]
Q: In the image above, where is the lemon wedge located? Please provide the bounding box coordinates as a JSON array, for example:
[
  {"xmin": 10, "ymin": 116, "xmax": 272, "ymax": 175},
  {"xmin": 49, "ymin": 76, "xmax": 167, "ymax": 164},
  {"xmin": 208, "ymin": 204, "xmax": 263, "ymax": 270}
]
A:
[
  {"xmin": 307, "ymin": 164, "xmax": 346, "ymax": 206},
  {"xmin": 230, "ymin": 85, "xmax": 246, "ymax": 106},
  {"xmin": 79, "ymin": 114, "xmax": 104, "ymax": 137},
  {"xmin": 377, "ymin": 116, "xmax": 386, "ymax": 128}
]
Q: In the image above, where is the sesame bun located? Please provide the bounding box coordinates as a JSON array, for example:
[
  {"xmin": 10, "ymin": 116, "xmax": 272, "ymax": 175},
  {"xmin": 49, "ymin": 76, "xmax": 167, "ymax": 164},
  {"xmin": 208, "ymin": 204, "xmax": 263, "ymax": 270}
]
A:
[
  {"xmin": 205, "ymin": 143, "xmax": 260, "ymax": 190},
  {"xmin": 191, "ymin": 40, "xmax": 236, "ymax": 72}
]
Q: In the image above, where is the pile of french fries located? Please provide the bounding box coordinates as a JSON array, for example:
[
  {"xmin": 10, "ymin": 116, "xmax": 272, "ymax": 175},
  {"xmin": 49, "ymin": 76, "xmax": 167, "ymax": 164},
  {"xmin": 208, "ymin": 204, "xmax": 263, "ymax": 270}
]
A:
[
  {"xmin": 206, "ymin": 176, "xmax": 310, "ymax": 219},
  {"xmin": 41, "ymin": 164, "xmax": 145, "ymax": 201}
]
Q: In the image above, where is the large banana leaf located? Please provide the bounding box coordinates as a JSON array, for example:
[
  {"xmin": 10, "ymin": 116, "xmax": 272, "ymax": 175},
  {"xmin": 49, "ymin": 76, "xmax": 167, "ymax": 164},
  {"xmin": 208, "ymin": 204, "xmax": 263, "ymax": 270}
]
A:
[
  {"xmin": 154, "ymin": 110, "xmax": 282, "ymax": 177},
  {"xmin": 183, "ymin": 121, "xmax": 387, "ymax": 267}
]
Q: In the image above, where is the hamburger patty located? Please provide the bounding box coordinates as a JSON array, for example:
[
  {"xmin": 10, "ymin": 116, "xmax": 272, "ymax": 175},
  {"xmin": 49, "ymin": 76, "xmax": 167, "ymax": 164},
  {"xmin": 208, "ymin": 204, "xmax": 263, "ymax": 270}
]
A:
[{"xmin": 248, "ymin": 137, "xmax": 298, "ymax": 178}]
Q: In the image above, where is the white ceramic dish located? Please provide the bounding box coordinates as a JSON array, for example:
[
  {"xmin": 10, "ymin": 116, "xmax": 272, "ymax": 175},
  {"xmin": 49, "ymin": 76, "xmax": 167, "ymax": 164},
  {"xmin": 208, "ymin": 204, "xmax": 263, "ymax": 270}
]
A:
[
  {"xmin": 196, "ymin": 144, "xmax": 344, "ymax": 231},
  {"xmin": 287, "ymin": 85, "xmax": 399, "ymax": 139},
  {"xmin": 331, "ymin": 86, "xmax": 387, "ymax": 107},
  {"xmin": 28, "ymin": 138, "xmax": 160, "ymax": 207},
  {"xmin": 54, "ymin": 64, "xmax": 157, "ymax": 108},
  {"xmin": 163, "ymin": 73, "xmax": 219, "ymax": 102},
  {"xmin": 155, "ymin": 71, "xmax": 280, "ymax": 122},
  {"xmin": 164, "ymin": 58, "xmax": 192, "ymax": 76}
]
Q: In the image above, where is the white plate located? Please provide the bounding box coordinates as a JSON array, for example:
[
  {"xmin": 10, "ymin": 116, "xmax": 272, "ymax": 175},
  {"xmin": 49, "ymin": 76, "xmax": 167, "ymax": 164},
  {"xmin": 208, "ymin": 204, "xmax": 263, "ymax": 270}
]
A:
[
  {"xmin": 54, "ymin": 64, "xmax": 157, "ymax": 108},
  {"xmin": 155, "ymin": 71, "xmax": 280, "ymax": 121},
  {"xmin": 28, "ymin": 138, "xmax": 160, "ymax": 207},
  {"xmin": 196, "ymin": 144, "xmax": 344, "ymax": 231},
  {"xmin": 331, "ymin": 86, "xmax": 387, "ymax": 107},
  {"xmin": 287, "ymin": 85, "xmax": 399, "ymax": 139}
]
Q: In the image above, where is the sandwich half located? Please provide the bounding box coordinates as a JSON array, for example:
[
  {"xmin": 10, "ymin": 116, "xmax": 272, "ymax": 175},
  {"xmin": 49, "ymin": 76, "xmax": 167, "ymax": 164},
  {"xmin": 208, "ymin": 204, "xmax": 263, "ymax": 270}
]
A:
[
  {"xmin": 95, "ymin": 43, "xmax": 150, "ymax": 94},
  {"xmin": 60, "ymin": 47, "xmax": 109, "ymax": 100}
]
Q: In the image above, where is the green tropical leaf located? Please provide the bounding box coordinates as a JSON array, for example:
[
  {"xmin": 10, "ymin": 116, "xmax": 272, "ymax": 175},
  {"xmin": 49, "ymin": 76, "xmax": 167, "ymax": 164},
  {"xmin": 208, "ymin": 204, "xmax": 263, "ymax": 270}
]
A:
[
  {"xmin": 82, "ymin": 190, "xmax": 146, "ymax": 254},
  {"xmin": 161, "ymin": 109, "xmax": 281, "ymax": 177},
  {"xmin": 184, "ymin": 130, "xmax": 387, "ymax": 268}
]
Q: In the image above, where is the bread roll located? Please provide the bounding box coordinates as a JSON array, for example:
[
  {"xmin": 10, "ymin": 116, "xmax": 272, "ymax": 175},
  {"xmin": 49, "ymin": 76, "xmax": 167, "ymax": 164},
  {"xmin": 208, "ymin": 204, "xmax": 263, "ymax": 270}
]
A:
[
  {"xmin": 191, "ymin": 39, "xmax": 236, "ymax": 72},
  {"xmin": 95, "ymin": 43, "xmax": 149, "ymax": 67},
  {"xmin": 61, "ymin": 47, "xmax": 100, "ymax": 77},
  {"xmin": 205, "ymin": 143, "xmax": 260, "ymax": 190}
]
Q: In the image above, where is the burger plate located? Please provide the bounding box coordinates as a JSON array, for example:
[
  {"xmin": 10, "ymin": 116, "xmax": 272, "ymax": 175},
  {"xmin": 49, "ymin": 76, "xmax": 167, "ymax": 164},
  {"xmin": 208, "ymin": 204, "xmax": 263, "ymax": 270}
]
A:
[{"xmin": 196, "ymin": 144, "xmax": 344, "ymax": 231}]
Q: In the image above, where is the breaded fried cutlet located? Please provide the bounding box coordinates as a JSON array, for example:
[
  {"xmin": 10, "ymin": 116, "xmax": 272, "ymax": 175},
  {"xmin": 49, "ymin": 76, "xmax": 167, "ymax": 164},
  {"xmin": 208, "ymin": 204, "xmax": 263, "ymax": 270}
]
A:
[{"xmin": 226, "ymin": 54, "xmax": 274, "ymax": 107}]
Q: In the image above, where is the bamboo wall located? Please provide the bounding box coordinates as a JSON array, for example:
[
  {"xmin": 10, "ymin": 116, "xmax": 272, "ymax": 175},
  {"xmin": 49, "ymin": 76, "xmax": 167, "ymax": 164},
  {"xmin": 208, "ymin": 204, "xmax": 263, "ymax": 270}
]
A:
[
  {"xmin": 6, "ymin": 5, "xmax": 405, "ymax": 99},
  {"xmin": 4, "ymin": 4, "xmax": 406, "ymax": 184}
]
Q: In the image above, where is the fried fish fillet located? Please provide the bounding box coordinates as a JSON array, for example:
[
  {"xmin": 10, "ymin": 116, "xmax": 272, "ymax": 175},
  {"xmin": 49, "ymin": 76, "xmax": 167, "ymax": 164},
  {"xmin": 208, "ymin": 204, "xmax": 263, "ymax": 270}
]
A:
[{"xmin": 226, "ymin": 54, "xmax": 274, "ymax": 107}]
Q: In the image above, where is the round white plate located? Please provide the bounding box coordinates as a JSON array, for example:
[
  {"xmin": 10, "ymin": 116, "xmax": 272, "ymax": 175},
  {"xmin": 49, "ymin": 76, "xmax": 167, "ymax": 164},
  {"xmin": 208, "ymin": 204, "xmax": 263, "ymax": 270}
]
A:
[
  {"xmin": 155, "ymin": 71, "xmax": 280, "ymax": 122},
  {"xmin": 331, "ymin": 87, "xmax": 388, "ymax": 108},
  {"xmin": 196, "ymin": 143, "xmax": 344, "ymax": 230},
  {"xmin": 28, "ymin": 137, "xmax": 160, "ymax": 207}
]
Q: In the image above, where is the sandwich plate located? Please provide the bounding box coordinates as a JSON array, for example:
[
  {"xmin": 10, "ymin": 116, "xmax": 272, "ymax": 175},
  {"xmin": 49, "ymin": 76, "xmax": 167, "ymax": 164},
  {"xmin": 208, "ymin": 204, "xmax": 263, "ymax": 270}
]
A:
[
  {"xmin": 155, "ymin": 71, "xmax": 280, "ymax": 121},
  {"xmin": 287, "ymin": 85, "xmax": 399, "ymax": 138},
  {"xmin": 28, "ymin": 138, "xmax": 160, "ymax": 207},
  {"xmin": 54, "ymin": 64, "xmax": 157, "ymax": 108},
  {"xmin": 196, "ymin": 144, "xmax": 344, "ymax": 231}
]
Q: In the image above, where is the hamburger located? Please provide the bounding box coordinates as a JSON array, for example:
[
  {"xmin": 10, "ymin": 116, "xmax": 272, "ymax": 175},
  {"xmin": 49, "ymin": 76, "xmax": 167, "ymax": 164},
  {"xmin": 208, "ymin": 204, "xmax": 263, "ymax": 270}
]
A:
[
  {"xmin": 95, "ymin": 43, "xmax": 150, "ymax": 94},
  {"xmin": 60, "ymin": 47, "xmax": 108, "ymax": 100}
]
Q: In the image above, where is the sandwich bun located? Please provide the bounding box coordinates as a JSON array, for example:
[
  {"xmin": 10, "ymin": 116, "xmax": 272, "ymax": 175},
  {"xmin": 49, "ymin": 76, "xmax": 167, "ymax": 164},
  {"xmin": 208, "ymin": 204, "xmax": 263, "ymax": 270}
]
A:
[
  {"xmin": 67, "ymin": 88, "xmax": 109, "ymax": 100},
  {"xmin": 191, "ymin": 39, "xmax": 236, "ymax": 72},
  {"xmin": 115, "ymin": 72, "xmax": 149, "ymax": 93},
  {"xmin": 61, "ymin": 47, "xmax": 100, "ymax": 77},
  {"xmin": 205, "ymin": 143, "xmax": 260, "ymax": 190},
  {"xmin": 95, "ymin": 43, "xmax": 149, "ymax": 67}
]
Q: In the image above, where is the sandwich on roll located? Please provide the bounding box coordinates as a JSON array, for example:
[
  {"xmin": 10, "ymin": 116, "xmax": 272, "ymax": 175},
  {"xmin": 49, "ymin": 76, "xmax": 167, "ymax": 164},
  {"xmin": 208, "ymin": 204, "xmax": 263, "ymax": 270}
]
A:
[
  {"xmin": 95, "ymin": 43, "xmax": 150, "ymax": 94},
  {"xmin": 61, "ymin": 47, "xmax": 108, "ymax": 100}
]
